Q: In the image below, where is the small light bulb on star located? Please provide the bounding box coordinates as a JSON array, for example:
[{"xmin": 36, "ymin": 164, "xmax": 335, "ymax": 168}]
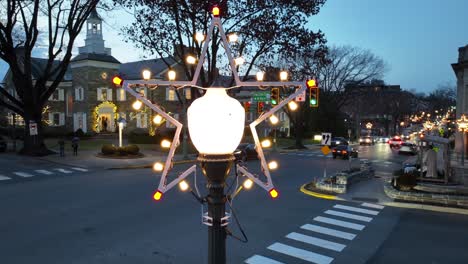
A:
[
  {"xmin": 243, "ymin": 179, "xmax": 254, "ymax": 190},
  {"xmin": 268, "ymin": 161, "xmax": 278, "ymax": 170},
  {"xmin": 195, "ymin": 32, "xmax": 205, "ymax": 42},
  {"xmin": 179, "ymin": 180, "xmax": 189, "ymax": 192},
  {"xmin": 153, "ymin": 115, "xmax": 163, "ymax": 125},
  {"xmin": 132, "ymin": 100, "xmax": 143, "ymax": 110},
  {"xmin": 153, "ymin": 162, "xmax": 164, "ymax": 172},
  {"xmin": 228, "ymin": 33, "xmax": 238, "ymax": 43},
  {"xmin": 261, "ymin": 139, "xmax": 272, "ymax": 148},
  {"xmin": 288, "ymin": 101, "xmax": 298, "ymax": 111},
  {"xmin": 161, "ymin": 139, "xmax": 171, "ymax": 148},
  {"xmin": 269, "ymin": 115, "xmax": 279, "ymax": 125}
]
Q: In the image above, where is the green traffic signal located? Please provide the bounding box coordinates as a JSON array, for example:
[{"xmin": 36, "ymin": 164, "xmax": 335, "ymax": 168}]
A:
[
  {"xmin": 271, "ymin": 99, "xmax": 277, "ymax": 105},
  {"xmin": 310, "ymin": 99, "xmax": 317, "ymax": 105}
]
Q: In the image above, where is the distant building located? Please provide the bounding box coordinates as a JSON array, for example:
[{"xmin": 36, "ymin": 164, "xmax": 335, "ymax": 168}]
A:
[
  {"xmin": 452, "ymin": 44, "xmax": 468, "ymax": 154},
  {"xmin": 342, "ymin": 81, "xmax": 404, "ymax": 137},
  {"xmin": 2, "ymin": 8, "xmax": 290, "ymax": 138}
]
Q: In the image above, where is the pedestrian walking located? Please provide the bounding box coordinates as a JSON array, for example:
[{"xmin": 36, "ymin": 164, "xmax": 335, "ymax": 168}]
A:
[
  {"xmin": 72, "ymin": 135, "xmax": 80, "ymax": 156},
  {"xmin": 58, "ymin": 139, "xmax": 65, "ymax": 157}
]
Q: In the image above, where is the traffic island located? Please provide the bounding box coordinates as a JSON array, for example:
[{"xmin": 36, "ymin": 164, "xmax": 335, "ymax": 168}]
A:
[
  {"xmin": 301, "ymin": 161, "xmax": 374, "ymax": 198},
  {"xmin": 97, "ymin": 144, "xmax": 144, "ymax": 159},
  {"xmin": 383, "ymin": 182, "xmax": 468, "ymax": 209}
]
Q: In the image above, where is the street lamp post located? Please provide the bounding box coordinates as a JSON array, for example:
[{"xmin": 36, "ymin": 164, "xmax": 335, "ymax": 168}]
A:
[
  {"xmin": 187, "ymin": 88, "xmax": 245, "ymax": 264},
  {"xmin": 117, "ymin": 118, "xmax": 126, "ymax": 147},
  {"xmin": 457, "ymin": 114, "xmax": 468, "ymax": 166}
]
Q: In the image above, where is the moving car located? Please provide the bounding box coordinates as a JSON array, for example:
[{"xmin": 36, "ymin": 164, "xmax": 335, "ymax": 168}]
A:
[
  {"xmin": 359, "ymin": 136, "xmax": 375, "ymax": 145},
  {"xmin": 0, "ymin": 136, "xmax": 6, "ymax": 152},
  {"xmin": 330, "ymin": 137, "xmax": 349, "ymax": 147},
  {"xmin": 332, "ymin": 145, "xmax": 358, "ymax": 159},
  {"xmin": 398, "ymin": 142, "xmax": 417, "ymax": 155},
  {"xmin": 234, "ymin": 143, "xmax": 258, "ymax": 162},
  {"xmin": 388, "ymin": 136, "xmax": 403, "ymax": 148}
]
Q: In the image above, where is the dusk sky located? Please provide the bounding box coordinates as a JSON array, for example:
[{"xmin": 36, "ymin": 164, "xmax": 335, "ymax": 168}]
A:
[{"xmin": 1, "ymin": 0, "xmax": 467, "ymax": 94}]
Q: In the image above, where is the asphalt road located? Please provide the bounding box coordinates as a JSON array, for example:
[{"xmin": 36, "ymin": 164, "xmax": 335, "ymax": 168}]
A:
[{"xmin": 1, "ymin": 144, "xmax": 467, "ymax": 264}]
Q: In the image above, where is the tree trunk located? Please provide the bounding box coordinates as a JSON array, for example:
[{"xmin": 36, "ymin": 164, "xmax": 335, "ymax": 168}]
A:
[{"xmin": 19, "ymin": 107, "xmax": 53, "ymax": 156}]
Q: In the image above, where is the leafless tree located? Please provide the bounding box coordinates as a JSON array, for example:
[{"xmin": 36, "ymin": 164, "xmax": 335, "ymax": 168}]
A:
[{"xmin": 0, "ymin": 0, "xmax": 106, "ymax": 155}]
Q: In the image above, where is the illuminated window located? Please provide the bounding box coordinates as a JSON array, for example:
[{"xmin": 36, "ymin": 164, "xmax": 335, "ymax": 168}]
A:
[
  {"xmin": 117, "ymin": 88, "xmax": 126, "ymax": 101},
  {"xmin": 166, "ymin": 88, "xmax": 177, "ymax": 101},
  {"xmin": 185, "ymin": 88, "xmax": 191, "ymax": 100}
]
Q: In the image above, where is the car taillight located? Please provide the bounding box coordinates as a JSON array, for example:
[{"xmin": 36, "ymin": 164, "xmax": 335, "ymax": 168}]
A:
[
  {"xmin": 332, "ymin": 149, "xmax": 336, "ymax": 152},
  {"xmin": 343, "ymin": 151, "xmax": 348, "ymax": 154}
]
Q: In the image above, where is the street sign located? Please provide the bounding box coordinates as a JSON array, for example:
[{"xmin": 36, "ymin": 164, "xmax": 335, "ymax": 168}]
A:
[
  {"xmin": 321, "ymin": 132, "xmax": 331, "ymax": 146},
  {"xmin": 321, "ymin": 145, "xmax": 331, "ymax": 155},
  {"xmin": 295, "ymin": 89, "xmax": 305, "ymax": 102},
  {"xmin": 252, "ymin": 91, "xmax": 270, "ymax": 102},
  {"xmin": 29, "ymin": 122, "xmax": 38, "ymax": 136}
]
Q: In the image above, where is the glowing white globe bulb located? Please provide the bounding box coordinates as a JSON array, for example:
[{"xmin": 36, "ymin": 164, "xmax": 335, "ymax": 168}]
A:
[{"xmin": 187, "ymin": 88, "xmax": 245, "ymax": 155}]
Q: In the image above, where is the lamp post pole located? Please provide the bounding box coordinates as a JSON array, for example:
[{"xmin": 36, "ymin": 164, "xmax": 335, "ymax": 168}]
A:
[
  {"xmin": 457, "ymin": 114, "xmax": 468, "ymax": 166},
  {"xmin": 462, "ymin": 131, "xmax": 465, "ymax": 166},
  {"xmin": 199, "ymin": 154, "xmax": 233, "ymax": 264}
]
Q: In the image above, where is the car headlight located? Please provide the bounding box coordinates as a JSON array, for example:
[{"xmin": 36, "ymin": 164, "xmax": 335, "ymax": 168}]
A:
[
  {"xmin": 359, "ymin": 139, "xmax": 363, "ymax": 142},
  {"xmin": 336, "ymin": 141, "xmax": 340, "ymax": 144}
]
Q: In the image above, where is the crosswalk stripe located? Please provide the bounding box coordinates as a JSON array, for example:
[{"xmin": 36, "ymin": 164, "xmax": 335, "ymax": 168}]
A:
[
  {"xmin": 372, "ymin": 159, "xmax": 380, "ymax": 163},
  {"xmin": 300, "ymin": 224, "xmax": 356, "ymax": 240},
  {"xmin": 267, "ymin": 242, "xmax": 333, "ymax": 264},
  {"xmin": 245, "ymin": 255, "xmax": 285, "ymax": 264},
  {"xmin": 334, "ymin": 204, "xmax": 379, "ymax": 215},
  {"xmin": 286, "ymin": 232, "xmax": 346, "ymax": 252},
  {"xmin": 55, "ymin": 168, "xmax": 72, "ymax": 174},
  {"xmin": 14, "ymin": 172, "xmax": 34, "ymax": 177},
  {"xmin": 0, "ymin": 175, "xmax": 11, "ymax": 181},
  {"xmin": 35, "ymin": 170, "xmax": 53, "ymax": 175},
  {"xmin": 325, "ymin": 210, "xmax": 373, "ymax": 222},
  {"xmin": 384, "ymin": 161, "xmax": 393, "ymax": 165},
  {"xmin": 361, "ymin": 203, "xmax": 385, "ymax": 210},
  {"xmin": 71, "ymin": 167, "xmax": 88, "ymax": 172},
  {"xmin": 314, "ymin": 216, "xmax": 365, "ymax": 231}
]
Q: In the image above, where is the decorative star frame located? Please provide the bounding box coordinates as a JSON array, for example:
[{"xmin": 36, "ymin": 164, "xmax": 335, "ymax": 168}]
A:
[{"xmin": 119, "ymin": 11, "xmax": 308, "ymax": 198}]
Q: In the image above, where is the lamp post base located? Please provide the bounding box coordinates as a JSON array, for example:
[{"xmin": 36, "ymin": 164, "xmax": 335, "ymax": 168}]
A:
[{"xmin": 198, "ymin": 154, "xmax": 234, "ymax": 264}]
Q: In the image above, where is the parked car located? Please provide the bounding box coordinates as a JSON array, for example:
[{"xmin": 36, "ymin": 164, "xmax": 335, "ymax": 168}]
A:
[
  {"xmin": 0, "ymin": 136, "xmax": 6, "ymax": 152},
  {"xmin": 332, "ymin": 145, "xmax": 358, "ymax": 159},
  {"xmin": 234, "ymin": 143, "xmax": 258, "ymax": 162},
  {"xmin": 398, "ymin": 142, "xmax": 417, "ymax": 155},
  {"xmin": 330, "ymin": 137, "xmax": 349, "ymax": 147},
  {"xmin": 359, "ymin": 136, "xmax": 375, "ymax": 145},
  {"xmin": 388, "ymin": 136, "xmax": 403, "ymax": 148}
]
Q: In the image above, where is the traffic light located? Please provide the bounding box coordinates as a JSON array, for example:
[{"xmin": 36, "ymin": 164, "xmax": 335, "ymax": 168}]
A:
[
  {"xmin": 257, "ymin": 102, "xmax": 264, "ymax": 113},
  {"xmin": 243, "ymin": 102, "xmax": 251, "ymax": 113},
  {"xmin": 307, "ymin": 79, "xmax": 319, "ymax": 108},
  {"xmin": 271, "ymin": 88, "xmax": 280, "ymax": 105}
]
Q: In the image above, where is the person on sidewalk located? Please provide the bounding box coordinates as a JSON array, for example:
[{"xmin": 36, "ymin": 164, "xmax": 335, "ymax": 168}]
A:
[
  {"xmin": 58, "ymin": 139, "xmax": 65, "ymax": 157},
  {"xmin": 72, "ymin": 135, "xmax": 80, "ymax": 156}
]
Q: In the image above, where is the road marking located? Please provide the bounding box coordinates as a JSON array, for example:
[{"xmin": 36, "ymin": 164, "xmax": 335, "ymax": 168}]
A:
[
  {"xmin": 325, "ymin": 210, "xmax": 373, "ymax": 222},
  {"xmin": 300, "ymin": 224, "xmax": 356, "ymax": 240},
  {"xmin": 361, "ymin": 203, "xmax": 385, "ymax": 210},
  {"xmin": 35, "ymin": 170, "xmax": 53, "ymax": 175},
  {"xmin": 245, "ymin": 255, "xmax": 285, "ymax": 264},
  {"xmin": 0, "ymin": 175, "xmax": 11, "ymax": 181},
  {"xmin": 55, "ymin": 168, "xmax": 73, "ymax": 174},
  {"xmin": 297, "ymin": 154, "xmax": 306, "ymax": 156},
  {"xmin": 314, "ymin": 216, "xmax": 365, "ymax": 231},
  {"xmin": 384, "ymin": 161, "xmax": 393, "ymax": 165},
  {"xmin": 71, "ymin": 167, "xmax": 88, "ymax": 172},
  {"xmin": 286, "ymin": 232, "xmax": 346, "ymax": 252},
  {"xmin": 372, "ymin": 159, "xmax": 381, "ymax": 163},
  {"xmin": 334, "ymin": 204, "xmax": 379, "ymax": 215},
  {"xmin": 267, "ymin": 242, "xmax": 333, "ymax": 264},
  {"xmin": 13, "ymin": 172, "xmax": 34, "ymax": 177},
  {"xmin": 360, "ymin": 158, "xmax": 369, "ymax": 161}
]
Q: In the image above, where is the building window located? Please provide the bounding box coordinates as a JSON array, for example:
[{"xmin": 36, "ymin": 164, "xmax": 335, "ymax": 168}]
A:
[
  {"xmin": 49, "ymin": 112, "xmax": 64, "ymax": 126},
  {"xmin": 166, "ymin": 113, "xmax": 179, "ymax": 128},
  {"xmin": 75, "ymin": 87, "xmax": 84, "ymax": 101},
  {"xmin": 137, "ymin": 113, "xmax": 148, "ymax": 128},
  {"xmin": 49, "ymin": 89, "xmax": 64, "ymax": 101},
  {"xmin": 73, "ymin": 112, "xmax": 87, "ymax": 132},
  {"xmin": 279, "ymin": 112, "xmax": 286, "ymax": 121},
  {"xmin": 97, "ymin": 88, "xmax": 112, "ymax": 101},
  {"xmin": 185, "ymin": 88, "xmax": 191, "ymax": 100},
  {"xmin": 166, "ymin": 88, "xmax": 177, "ymax": 101},
  {"xmin": 7, "ymin": 113, "xmax": 25, "ymax": 126},
  {"xmin": 117, "ymin": 88, "xmax": 126, "ymax": 101}
]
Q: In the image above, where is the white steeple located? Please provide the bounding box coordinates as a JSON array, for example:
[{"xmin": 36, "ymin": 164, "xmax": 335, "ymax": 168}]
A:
[{"xmin": 78, "ymin": 8, "xmax": 111, "ymax": 55}]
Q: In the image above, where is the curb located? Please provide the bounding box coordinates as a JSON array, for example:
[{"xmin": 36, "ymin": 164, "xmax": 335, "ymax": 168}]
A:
[
  {"xmin": 107, "ymin": 159, "xmax": 197, "ymax": 170},
  {"xmin": 299, "ymin": 184, "xmax": 344, "ymax": 200},
  {"xmin": 382, "ymin": 201, "xmax": 468, "ymax": 215}
]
